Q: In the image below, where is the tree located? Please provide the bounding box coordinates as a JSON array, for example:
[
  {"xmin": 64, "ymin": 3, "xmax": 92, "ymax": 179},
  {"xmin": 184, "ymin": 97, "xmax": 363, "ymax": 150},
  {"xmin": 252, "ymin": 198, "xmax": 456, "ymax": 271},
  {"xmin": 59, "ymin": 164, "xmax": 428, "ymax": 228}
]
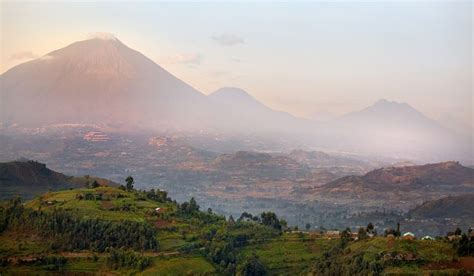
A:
[
  {"xmin": 125, "ymin": 176, "xmax": 134, "ymax": 191},
  {"xmin": 366, "ymin": 222, "xmax": 374, "ymax": 234},
  {"xmin": 455, "ymin": 227, "xmax": 462, "ymax": 236},
  {"xmin": 305, "ymin": 223, "xmax": 311, "ymax": 231},
  {"xmin": 358, "ymin": 227, "xmax": 367, "ymax": 240},
  {"xmin": 260, "ymin": 212, "xmax": 281, "ymax": 230},
  {"xmin": 341, "ymin": 228, "xmax": 352, "ymax": 246},
  {"xmin": 189, "ymin": 197, "xmax": 200, "ymax": 212},
  {"xmin": 239, "ymin": 254, "xmax": 267, "ymax": 276},
  {"xmin": 91, "ymin": 180, "xmax": 100, "ymax": 188}
]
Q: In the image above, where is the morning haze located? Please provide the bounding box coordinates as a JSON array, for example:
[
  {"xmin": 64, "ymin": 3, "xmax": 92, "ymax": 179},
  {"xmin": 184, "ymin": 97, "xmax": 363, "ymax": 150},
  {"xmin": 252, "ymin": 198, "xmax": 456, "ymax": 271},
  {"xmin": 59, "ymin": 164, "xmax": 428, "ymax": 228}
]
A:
[
  {"xmin": 1, "ymin": 1, "xmax": 471, "ymax": 125},
  {"xmin": 0, "ymin": 1, "xmax": 473, "ymax": 274}
]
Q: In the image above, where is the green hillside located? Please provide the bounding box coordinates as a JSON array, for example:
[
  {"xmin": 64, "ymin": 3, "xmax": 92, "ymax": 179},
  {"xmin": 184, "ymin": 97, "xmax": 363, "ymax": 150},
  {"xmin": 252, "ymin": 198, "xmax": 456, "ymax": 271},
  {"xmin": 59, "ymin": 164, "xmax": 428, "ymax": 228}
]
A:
[{"xmin": 1, "ymin": 185, "xmax": 473, "ymax": 275}]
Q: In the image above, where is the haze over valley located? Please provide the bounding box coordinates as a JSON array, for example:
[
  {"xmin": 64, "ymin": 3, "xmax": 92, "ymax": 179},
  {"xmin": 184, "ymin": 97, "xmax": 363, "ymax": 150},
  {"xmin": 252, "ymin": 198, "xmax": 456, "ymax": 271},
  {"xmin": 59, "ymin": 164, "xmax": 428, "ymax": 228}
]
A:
[{"xmin": 1, "ymin": 2, "xmax": 473, "ymax": 274}]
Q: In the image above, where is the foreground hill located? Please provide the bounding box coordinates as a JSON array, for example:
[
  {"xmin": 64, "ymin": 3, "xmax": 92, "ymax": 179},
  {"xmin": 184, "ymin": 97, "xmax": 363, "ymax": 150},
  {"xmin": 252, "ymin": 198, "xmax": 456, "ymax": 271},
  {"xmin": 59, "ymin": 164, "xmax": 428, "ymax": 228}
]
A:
[
  {"xmin": 0, "ymin": 160, "xmax": 116, "ymax": 199},
  {"xmin": 315, "ymin": 161, "xmax": 474, "ymax": 209},
  {"xmin": 1, "ymin": 185, "xmax": 472, "ymax": 274},
  {"xmin": 408, "ymin": 194, "xmax": 474, "ymax": 219}
]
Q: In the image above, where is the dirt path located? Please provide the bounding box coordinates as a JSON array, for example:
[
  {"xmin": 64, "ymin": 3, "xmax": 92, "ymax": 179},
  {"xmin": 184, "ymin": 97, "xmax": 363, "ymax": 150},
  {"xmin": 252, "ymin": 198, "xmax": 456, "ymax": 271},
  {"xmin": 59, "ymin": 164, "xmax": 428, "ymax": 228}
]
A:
[
  {"xmin": 423, "ymin": 257, "xmax": 474, "ymax": 271},
  {"xmin": 8, "ymin": 250, "xmax": 182, "ymax": 264}
]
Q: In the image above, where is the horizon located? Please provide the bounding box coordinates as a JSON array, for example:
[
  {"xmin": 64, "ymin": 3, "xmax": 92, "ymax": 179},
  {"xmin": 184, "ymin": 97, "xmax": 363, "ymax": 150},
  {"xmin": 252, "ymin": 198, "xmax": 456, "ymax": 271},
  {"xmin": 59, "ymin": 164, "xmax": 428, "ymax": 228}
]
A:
[
  {"xmin": 0, "ymin": 33, "xmax": 470, "ymax": 129},
  {"xmin": 1, "ymin": 1, "xmax": 472, "ymax": 126}
]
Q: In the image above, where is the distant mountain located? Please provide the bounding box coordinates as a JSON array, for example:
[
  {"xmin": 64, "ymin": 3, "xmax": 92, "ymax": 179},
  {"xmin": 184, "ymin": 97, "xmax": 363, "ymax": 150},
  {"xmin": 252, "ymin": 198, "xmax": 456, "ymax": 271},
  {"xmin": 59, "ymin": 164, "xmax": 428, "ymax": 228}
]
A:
[
  {"xmin": 0, "ymin": 160, "xmax": 117, "ymax": 199},
  {"xmin": 208, "ymin": 87, "xmax": 313, "ymax": 133},
  {"xmin": 320, "ymin": 99, "xmax": 472, "ymax": 163},
  {"xmin": 316, "ymin": 161, "xmax": 474, "ymax": 209},
  {"xmin": 1, "ymin": 36, "xmax": 470, "ymax": 162},
  {"xmin": 0, "ymin": 36, "xmax": 212, "ymax": 130},
  {"xmin": 408, "ymin": 194, "xmax": 474, "ymax": 219},
  {"xmin": 336, "ymin": 99, "xmax": 441, "ymax": 130},
  {"xmin": 0, "ymin": 37, "xmax": 313, "ymax": 134}
]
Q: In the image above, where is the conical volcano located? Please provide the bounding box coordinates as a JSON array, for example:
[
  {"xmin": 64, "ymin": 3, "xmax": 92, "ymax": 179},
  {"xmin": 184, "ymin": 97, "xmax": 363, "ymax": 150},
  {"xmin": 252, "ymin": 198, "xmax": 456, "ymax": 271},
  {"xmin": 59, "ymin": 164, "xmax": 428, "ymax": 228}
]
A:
[{"xmin": 0, "ymin": 36, "xmax": 210, "ymax": 129}]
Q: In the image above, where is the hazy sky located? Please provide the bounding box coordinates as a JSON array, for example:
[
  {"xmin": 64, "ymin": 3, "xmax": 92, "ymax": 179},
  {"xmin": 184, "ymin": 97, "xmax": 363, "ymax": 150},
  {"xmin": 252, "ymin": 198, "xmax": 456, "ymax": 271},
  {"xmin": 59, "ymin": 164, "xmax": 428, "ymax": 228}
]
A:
[{"xmin": 1, "ymin": 1, "xmax": 472, "ymax": 125}]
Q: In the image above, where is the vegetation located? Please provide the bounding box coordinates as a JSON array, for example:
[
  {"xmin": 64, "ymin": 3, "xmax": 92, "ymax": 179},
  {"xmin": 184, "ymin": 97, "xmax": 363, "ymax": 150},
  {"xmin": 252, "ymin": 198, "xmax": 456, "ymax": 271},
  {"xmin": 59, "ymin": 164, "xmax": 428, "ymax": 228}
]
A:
[
  {"xmin": 106, "ymin": 248, "xmax": 151, "ymax": 271},
  {"xmin": 1, "ymin": 185, "xmax": 472, "ymax": 275}
]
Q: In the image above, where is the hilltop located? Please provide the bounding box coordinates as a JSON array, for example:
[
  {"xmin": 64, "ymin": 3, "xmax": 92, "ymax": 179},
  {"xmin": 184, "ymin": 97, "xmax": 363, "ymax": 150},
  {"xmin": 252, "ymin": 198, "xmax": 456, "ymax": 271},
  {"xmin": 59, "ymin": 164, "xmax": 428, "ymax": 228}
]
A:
[
  {"xmin": 0, "ymin": 160, "xmax": 117, "ymax": 199},
  {"xmin": 408, "ymin": 194, "xmax": 474, "ymax": 219},
  {"xmin": 314, "ymin": 161, "xmax": 474, "ymax": 209}
]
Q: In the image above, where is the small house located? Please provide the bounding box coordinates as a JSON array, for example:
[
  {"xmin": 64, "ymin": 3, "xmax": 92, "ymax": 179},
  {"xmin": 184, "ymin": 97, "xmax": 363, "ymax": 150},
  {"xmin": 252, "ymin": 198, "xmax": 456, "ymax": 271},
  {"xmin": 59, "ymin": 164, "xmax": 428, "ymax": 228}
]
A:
[
  {"xmin": 421, "ymin": 235, "xmax": 434, "ymax": 241},
  {"xmin": 325, "ymin": 230, "xmax": 341, "ymax": 239},
  {"xmin": 402, "ymin": 232, "xmax": 415, "ymax": 240}
]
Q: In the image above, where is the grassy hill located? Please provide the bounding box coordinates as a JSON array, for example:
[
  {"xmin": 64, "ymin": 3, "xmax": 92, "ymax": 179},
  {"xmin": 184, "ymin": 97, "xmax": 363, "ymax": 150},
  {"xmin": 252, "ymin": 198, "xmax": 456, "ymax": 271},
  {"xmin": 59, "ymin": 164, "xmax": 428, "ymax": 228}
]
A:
[
  {"xmin": 0, "ymin": 160, "xmax": 117, "ymax": 200},
  {"xmin": 1, "ymin": 185, "xmax": 472, "ymax": 274}
]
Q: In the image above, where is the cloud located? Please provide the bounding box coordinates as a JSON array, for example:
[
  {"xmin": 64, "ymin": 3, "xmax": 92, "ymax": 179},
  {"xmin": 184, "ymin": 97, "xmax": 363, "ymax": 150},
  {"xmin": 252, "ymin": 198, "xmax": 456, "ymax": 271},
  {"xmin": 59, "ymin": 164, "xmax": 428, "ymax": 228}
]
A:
[
  {"xmin": 88, "ymin": 32, "xmax": 118, "ymax": 41},
  {"xmin": 161, "ymin": 53, "xmax": 202, "ymax": 65},
  {"xmin": 9, "ymin": 51, "xmax": 38, "ymax": 61},
  {"xmin": 211, "ymin": 33, "xmax": 245, "ymax": 46}
]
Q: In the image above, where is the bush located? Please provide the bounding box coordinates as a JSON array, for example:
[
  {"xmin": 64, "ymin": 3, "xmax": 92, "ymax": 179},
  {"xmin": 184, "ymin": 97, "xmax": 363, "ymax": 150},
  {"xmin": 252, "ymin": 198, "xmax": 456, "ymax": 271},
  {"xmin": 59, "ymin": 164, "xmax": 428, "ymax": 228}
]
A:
[{"xmin": 106, "ymin": 248, "xmax": 151, "ymax": 271}]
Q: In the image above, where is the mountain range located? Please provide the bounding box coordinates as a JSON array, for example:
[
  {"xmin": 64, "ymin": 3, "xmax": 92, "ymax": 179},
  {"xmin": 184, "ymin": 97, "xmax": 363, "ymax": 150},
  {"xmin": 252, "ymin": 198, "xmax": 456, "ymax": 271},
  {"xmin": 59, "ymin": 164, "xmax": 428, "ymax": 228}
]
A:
[{"xmin": 1, "ymin": 36, "xmax": 471, "ymax": 162}]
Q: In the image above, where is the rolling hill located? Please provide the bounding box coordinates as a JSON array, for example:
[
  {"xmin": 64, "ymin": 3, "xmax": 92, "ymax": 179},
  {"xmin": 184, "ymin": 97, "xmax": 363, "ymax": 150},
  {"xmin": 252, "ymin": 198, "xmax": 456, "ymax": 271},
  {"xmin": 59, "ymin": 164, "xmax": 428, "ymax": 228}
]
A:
[
  {"xmin": 1, "ymin": 182, "xmax": 471, "ymax": 274},
  {"xmin": 315, "ymin": 161, "xmax": 474, "ymax": 209},
  {"xmin": 408, "ymin": 194, "xmax": 474, "ymax": 219},
  {"xmin": 0, "ymin": 160, "xmax": 117, "ymax": 199}
]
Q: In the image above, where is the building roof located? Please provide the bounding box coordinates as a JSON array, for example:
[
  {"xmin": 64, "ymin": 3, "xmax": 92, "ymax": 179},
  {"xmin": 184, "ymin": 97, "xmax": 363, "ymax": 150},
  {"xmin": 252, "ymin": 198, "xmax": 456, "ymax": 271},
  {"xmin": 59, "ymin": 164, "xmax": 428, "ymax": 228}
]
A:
[{"xmin": 403, "ymin": 232, "xmax": 415, "ymax": 237}]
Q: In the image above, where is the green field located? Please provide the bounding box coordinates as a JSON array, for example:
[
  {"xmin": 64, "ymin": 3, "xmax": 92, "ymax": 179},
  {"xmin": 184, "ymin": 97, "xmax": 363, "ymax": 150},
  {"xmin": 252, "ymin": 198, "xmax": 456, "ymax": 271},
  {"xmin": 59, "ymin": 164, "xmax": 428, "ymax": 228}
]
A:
[{"xmin": 1, "ymin": 186, "xmax": 472, "ymax": 275}]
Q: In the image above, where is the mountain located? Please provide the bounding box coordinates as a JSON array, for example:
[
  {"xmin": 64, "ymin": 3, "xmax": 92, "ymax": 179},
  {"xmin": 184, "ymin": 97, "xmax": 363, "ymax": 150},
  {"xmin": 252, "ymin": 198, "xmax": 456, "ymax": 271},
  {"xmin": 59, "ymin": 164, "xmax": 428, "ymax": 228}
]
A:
[
  {"xmin": 208, "ymin": 87, "xmax": 314, "ymax": 133},
  {"xmin": 0, "ymin": 160, "xmax": 116, "ymax": 199},
  {"xmin": 336, "ymin": 99, "xmax": 440, "ymax": 129},
  {"xmin": 319, "ymin": 99, "xmax": 472, "ymax": 162},
  {"xmin": 1, "ymin": 36, "xmax": 470, "ymax": 161},
  {"xmin": 316, "ymin": 161, "xmax": 474, "ymax": 209},
  {"xmin": 0, "ymin": 36, "xmax": 314, "ymax": 134},
  {"xmin": 408, "ymin": 194, "xmax": 474, "ymax": 219},
  {"xmin": 0, "ymin": 36, "xmax": 212, "ymax": 130}
]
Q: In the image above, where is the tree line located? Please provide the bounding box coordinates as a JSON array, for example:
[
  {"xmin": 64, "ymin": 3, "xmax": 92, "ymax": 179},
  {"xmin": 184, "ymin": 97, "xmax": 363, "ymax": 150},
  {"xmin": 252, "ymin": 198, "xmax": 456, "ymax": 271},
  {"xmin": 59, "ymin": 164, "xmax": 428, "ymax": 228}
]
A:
[{"xmin": 0, "ymin": 197, "xmax": 158, "ymax": 252}]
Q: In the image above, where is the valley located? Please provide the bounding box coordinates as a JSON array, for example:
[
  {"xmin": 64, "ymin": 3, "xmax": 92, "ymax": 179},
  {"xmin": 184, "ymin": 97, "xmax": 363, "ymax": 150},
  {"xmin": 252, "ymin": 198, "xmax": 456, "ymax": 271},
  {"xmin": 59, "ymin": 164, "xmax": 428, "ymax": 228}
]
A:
[{"xmin": 1, "ymin": 130, "xmax": 473, "ymax": 235}]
